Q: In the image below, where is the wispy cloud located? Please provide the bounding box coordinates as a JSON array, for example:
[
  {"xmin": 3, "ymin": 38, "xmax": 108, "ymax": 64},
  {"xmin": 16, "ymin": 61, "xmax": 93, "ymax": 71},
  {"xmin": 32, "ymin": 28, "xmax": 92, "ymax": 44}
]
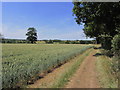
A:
[
  {"xmin": 37, "ymin": 25, "xmax": 93, "ymax": 40},
  {"xmin": 56, "ymin": 31, "xmax": 85, "ymax": 40},
  {"xmin": 2, "ymin": 24, "xmax": 93, "ymax": 40},
  {"xmin": 2, "ymin": 24, "xmax": 27, "ymax": 39},
  {"xmin": 2, "ymin": 2, "xmax": 93, "ymax": 40}
]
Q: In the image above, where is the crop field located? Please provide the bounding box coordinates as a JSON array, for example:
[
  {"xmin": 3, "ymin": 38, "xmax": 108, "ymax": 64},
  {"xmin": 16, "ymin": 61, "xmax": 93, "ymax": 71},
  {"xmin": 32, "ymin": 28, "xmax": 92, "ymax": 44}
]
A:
[{"xmin": 2, "ymin": 44, "xmax": 92, "ymax": 88}]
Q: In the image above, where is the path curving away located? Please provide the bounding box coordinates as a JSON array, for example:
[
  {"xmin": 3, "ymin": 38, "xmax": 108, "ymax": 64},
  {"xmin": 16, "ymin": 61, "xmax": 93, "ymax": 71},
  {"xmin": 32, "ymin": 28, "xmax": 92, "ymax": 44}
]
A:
[
  {"xmin": 27, "ymin": 49, "xmax": 100, "ymax": 88},
  {"xmin": 65, "ymin": 50, "xmax": 100, "ymax": 88}
]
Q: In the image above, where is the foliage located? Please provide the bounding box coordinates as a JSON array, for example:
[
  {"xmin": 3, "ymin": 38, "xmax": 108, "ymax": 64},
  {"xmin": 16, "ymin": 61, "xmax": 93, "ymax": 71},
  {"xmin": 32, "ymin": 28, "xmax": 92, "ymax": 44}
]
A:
[
  {"xmin": 1, "ymin": 39, "xmax": 95, "ymax": 44},
  {"xmin": 47, "ymin": 39, "xmax": 53, "ymax": 44},
  {"xmin": 112, "ymin": 34, "xmax": 120, "ymax": 55},
  {"xmin": 101, "ymin": 36, "xmax": 112, "ymax": 50},
  {"xmin": 111, "ymin": 34, "xmax": 120, "ymax": 79},
  {"xmin": 2, "ymin": 44, "xmax": 92, "ymax": 88},
  {"xmin": 73, "ymin": 2, "xmax": 120, "ymax": 36},
  {"xmin": 41, "ymin": 40, "xmax": 95, "ymax": 44},
  {"xmin": 26, "ymin": 27, "xmax": 37, "ymax": 43},
  {"xmin": 1, "ymin": 39, "xmax": 29, "ymax": 43},
  {"xmin": 72, "ymin": 1, "xmax": 120, "ymax": 49}
]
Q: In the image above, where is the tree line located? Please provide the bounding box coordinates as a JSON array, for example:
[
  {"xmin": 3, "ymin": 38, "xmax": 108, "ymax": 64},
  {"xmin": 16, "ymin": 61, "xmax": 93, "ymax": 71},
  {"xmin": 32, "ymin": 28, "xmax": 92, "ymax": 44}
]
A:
[
  {"xmin": 1, "ymin": 38, "xmax": 95, "ymax": 44},
  {"xmin": 1, "ymin": 27, "xmax": 96, "ymax": 44}
]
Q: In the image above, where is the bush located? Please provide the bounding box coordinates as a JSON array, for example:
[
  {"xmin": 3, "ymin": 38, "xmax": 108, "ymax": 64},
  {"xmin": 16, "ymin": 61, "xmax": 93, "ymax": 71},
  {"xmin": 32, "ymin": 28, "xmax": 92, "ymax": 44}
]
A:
[
  {"xmin": 111, "ymin": 34, "xmax": 120, "ymax": 81},
  {"xmin": 112, "ymin": 34, "xmax": 120, "ymax": 57},
  {"xmin": 101, "ymin": 37, "xmax": 112, "ymax": 50}
]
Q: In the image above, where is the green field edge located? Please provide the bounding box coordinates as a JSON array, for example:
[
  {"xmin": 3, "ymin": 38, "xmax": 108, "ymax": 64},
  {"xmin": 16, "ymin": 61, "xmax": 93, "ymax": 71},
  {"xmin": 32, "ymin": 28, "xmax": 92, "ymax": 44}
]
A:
[{"xmin": 50, "ymin": 48, "xmax": 93, "ymax": 88}]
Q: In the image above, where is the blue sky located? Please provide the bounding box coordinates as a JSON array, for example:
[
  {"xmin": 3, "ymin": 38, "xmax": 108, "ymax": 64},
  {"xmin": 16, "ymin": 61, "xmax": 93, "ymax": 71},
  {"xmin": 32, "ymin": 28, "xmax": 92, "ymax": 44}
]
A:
[{"xmin": 2, "ymin": 2, "xmax": 92, "ymax": 40}]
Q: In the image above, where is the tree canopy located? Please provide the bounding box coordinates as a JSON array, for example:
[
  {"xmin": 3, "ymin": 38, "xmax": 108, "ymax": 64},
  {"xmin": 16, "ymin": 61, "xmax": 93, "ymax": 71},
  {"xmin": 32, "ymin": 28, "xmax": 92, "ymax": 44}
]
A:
[
  {"xmin": 72, "ymin": 1, "xmax": 120, "ymax": 48},
  {"xmin": 73, "ymin": 2, "xmax": 120, "ymax": 36},
  {"xmin": 26, "ymin": 27, "xmax": 37, "ymax": 43}
]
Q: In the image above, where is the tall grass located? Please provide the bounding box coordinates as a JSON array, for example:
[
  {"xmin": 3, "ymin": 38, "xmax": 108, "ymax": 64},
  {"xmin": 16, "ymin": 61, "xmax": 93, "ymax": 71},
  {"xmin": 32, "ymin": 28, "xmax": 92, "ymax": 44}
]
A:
[
  {"xmin": 2, "ymin": 44, "xmax": 92, "ymax": 88},
  {"xmin": 96, "ymin": 50, "xmax": 118, "ymax": 88}
]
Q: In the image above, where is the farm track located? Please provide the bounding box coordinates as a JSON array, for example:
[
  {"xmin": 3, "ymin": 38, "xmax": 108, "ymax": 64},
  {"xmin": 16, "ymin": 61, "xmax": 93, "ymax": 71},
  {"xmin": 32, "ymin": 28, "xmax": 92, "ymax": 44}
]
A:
[
  {"xmin": 66, "ymin": 49, "xmax": 100, "ymax": 88},
  {"xmin": 27, "ymin": 48, "xmax": 92, "ymax": 88},
  {"xmin": 27, "ymin": 48, "xmax": 100, "ymax": 88}
]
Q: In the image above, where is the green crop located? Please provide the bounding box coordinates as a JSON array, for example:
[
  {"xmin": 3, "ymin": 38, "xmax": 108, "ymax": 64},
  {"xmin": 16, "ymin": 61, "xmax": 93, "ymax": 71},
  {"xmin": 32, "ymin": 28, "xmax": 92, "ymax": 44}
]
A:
[{"xmin": 2, "ymin": 44, "xmax": 92, "ymax": 88}]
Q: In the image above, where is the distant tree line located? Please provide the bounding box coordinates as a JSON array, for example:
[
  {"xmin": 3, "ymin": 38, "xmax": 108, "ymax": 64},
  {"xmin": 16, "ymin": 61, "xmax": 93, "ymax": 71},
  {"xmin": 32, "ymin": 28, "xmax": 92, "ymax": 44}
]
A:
[
  {"xmin": 1, "ymin": 38, "xmax": 30, "ymax": 43},
  {"xmin": 37, "ymin": 39, "xmax": 96, "ymax": 44},
  {"xmin": 0, "ymin": 27, "xmax": 96, "ymax": 44},
  {"xmin": 1, "ymin": 38, "xmax": 96, "ymax": 44}
]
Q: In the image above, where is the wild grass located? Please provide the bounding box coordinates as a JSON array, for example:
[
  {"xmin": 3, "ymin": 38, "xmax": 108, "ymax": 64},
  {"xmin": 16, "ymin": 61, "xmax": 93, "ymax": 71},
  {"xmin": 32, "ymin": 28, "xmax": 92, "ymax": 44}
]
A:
[{"xmin": 96, "ymin": 50, "xmax": 118, "ymax": 88}]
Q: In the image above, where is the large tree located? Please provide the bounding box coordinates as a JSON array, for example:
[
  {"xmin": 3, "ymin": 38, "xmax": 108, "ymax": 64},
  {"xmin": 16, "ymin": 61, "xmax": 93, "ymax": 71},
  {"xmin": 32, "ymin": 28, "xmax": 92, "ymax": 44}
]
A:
[
  {"xmin": 72, "ymin": 1, "xmax": 120, "ymax": 49},
  {"xmin": 26, "ymin": 27, "xmax": 37, "ymax": 43}
]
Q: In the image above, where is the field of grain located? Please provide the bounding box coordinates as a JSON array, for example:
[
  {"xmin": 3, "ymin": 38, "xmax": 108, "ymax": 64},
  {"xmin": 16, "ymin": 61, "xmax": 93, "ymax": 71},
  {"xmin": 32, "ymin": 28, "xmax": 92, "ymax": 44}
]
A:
[{"xmin": 2, "ymin": 44, "xmax": 93, "ymax": 88}]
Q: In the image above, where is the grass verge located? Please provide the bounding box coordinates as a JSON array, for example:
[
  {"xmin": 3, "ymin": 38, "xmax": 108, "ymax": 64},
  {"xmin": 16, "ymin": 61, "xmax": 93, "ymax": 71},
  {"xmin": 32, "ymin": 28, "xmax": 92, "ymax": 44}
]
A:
[
  {"xmin": 96, "ymin": 50, "xmax": 118, "ymax": 88},
  {"xmin": 51, "ymin": 48, "xmax": 93, "ymax": 88}
]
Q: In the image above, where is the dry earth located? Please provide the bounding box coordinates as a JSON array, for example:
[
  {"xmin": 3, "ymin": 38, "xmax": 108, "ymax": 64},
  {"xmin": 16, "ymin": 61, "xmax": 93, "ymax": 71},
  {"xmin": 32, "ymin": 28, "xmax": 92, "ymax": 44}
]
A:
[
  {"xmin": 28, "ymin": 49, "xmax": 100, "ymax": 88},
  {"xmin": 66, "ymin": 50, "xmax": 100, "ymax": 88}
]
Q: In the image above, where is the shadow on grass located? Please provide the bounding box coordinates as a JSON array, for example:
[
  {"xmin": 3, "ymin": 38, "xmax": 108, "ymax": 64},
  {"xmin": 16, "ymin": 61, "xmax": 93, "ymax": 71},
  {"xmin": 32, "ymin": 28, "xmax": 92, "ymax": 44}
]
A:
[
  {"xmin": 93, "ymin": 46, "xmax": 113, "ymax": 58},
  {"xmin": 93, "ymin": 46, "xmax": 103, "ymax": 49},
  {"xmin": 93, "ymin": 53, "xmax": 104, "ymax": 57}
]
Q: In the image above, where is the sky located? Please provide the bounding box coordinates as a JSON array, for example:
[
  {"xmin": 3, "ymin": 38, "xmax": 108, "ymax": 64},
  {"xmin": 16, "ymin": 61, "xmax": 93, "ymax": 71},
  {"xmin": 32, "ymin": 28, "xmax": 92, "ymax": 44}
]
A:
[
  {"xmin": 2, "ymin": 0, "xmax": 73, "ymax": 2},
  {"xmin": 2, "ymin": 2, "xmax": 93, "ymax": 40}
]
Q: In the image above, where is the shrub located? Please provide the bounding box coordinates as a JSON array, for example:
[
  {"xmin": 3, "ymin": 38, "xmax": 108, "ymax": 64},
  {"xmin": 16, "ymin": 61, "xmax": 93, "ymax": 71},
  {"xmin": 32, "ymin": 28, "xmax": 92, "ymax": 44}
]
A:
[
  {"xmin": 111, "ymin": 34, "xmax": 120, "ymax": 81},
  {"xmin": 112, "ymin": 34, "xmax": 120, "ymax": 58},
  {"xmin": 101, "ymin": 36, "xmax": 112, "ymax": 50}
]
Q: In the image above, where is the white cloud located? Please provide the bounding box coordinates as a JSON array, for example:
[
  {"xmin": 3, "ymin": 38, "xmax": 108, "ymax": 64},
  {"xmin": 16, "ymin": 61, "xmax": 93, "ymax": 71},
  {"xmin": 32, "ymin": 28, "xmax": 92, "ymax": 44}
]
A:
[
  {"xmin": 2, "ymin": 24, "xmax": 93, "ymax": 40},
  {"xmin": 3, "ymin": 26, "xmax": 94, "ymax": 40},
  {"xmin": 53, "ymin": 30, "xmax": 93, "ymax": 40}
]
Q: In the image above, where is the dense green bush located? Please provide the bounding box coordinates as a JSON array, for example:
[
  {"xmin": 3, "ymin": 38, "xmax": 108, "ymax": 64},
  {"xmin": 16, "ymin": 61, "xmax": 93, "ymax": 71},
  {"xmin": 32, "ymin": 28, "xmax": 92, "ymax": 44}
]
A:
[
  {"xmin": 112, "ymin": 34, "xmax": 120, "ymax": 57},
  {"xmin": 111, "ymin": 34, "xmax": 120, "ymax": 81},
  {"xmin": 101, "ymin": 37, "xmax": 112, "ymax": 50}
]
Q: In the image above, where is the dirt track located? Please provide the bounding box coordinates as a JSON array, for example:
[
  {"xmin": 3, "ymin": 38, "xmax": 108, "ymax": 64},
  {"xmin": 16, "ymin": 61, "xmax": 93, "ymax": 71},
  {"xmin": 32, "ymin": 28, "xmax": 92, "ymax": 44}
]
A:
[
  {"xmin": 27, "ymin": 50, "xmax": 84, "ymax": 88},
  {"xmin": 66, "ymin": 50, "xmax": 100, "ymax": 88},
  {"xmin": 28, "ymin": 49, "xmax": 100, "ymax": 88}
]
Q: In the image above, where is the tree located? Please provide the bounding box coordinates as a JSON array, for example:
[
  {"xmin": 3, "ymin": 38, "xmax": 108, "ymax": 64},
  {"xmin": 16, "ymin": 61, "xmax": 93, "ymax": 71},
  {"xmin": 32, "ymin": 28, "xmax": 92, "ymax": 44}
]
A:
[
  {"xmin": 72, "ymin": 1, "xmax": 120, "ymax": 49},
  {"xmin": 48, "ymin": 39, "xmax": 53, "ymax": 44},
  {"xmin": 26, "ymin": 27, "xmax": 37, "ymax": 43}
]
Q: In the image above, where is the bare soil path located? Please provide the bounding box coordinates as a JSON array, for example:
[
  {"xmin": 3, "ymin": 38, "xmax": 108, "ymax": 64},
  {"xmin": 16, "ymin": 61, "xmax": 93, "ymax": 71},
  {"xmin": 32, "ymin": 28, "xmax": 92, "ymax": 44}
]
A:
[
  {"xmin": 27, "ymin": 49, "xmax": 100, "ymax": 88},
  {"xmin": 66, "ymin": 50, "xmax": 100, "ymax": 88},
  {"xmin": 27, "ymin": 49, "xmax": 91, "ymax": 88}
]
